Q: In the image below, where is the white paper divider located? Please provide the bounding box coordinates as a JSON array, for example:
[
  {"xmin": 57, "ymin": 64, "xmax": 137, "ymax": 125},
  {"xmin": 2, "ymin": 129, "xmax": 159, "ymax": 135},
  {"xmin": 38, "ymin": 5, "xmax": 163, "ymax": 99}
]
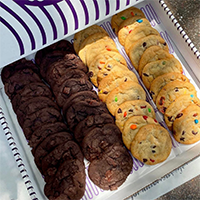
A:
[{"xmin": 1, "ymin": 0, "xmax": 200, "ymax": 200}]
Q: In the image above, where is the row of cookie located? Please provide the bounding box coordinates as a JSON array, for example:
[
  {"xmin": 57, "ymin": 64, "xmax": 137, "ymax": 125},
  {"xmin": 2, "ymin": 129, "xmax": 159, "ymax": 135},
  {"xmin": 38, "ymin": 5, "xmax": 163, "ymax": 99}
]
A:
[
  {"xmin": 74, "ymin": 24, "xmax": 129, "ymax": 87},
  {"xmin": 73, "ymin": 24, "xmax": 172, "ymax": 165},
  {"xmin": 113, "ymin": 6, "xmax": 200, "ymax": 144},
  {"xmin": 35, "ymin": 40, "xmax": 133, "ymax": 191},
  {"xmin": 1, "ymin": 57, "xmax": 86, "ymax": 200}
]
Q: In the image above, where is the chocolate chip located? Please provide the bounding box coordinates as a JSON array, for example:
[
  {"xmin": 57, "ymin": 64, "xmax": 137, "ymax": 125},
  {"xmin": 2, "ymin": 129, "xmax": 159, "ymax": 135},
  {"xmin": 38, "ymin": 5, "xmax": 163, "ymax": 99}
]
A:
[
  {"xmin": 192, "ymin": 130, "xmax": 198, "ymax": 135},
  {"xmin": 174, "ymin": 87, "xmax": 179, "ymax": 92},
  {"xmin": 176, "ymin": 113, "xmax": 183, "ymax": 119},
  {"xmin": 163, "ymin": 42, "xmax": 167, "ymax": 46},
  {"xmin": 117, "ymin": 108, "xmax": 122, "ymax": 113},
  {"xmin": 193, "ymin": 113, "xmax": 198, "ymax": 117},
  {"xmin": 63, "ymin": 87, "xmax": 70, "ymax": 94},
  {"xmin": 143, "ymin": 73, "xmax": 149, "ymax": 77},
  {"xmin": 168, "ymin": 116, "xmax": 174, "ymax": 122},
  {"xmin": 128, "ymin": 109, "xmax": 133, "ymax": 112},
  {"xmin": 124, "ymin": 78, "xmax": 127, "ymax": 82},
  {"xmin": 182, "ymin": 131, "xmax": 185, "ymax": 135},
  {"xmin": 150, "ymin": 91, "xmax": 155, "ymax": 96},
  {"xmin": 152, "ymin": 145, "xmax": 156, "ymax": 148},
  {"xmin": 103, "ymin": 91, "xmax": 108, "ymax": 94},
  {"xmin": 88, "ymin": 71, "xmax": 93, "ymax": 77},
  {"xmin": 159, "ymin": 96, "xmax": 165, "ymax": 105},
  {"xmin": 143, "ymin": 42, "xmax": 147, "ymax": 47},
  {"xmin": 152, "ymin": 150, "xmax": 156, "ymax": 153},
  {"xmin": 143, "ymin": 158, "xmax": 147, "ymax": 162},
  {"xmin": 180, "ymin": 137, "xmax": 185, "ymax": 141}
]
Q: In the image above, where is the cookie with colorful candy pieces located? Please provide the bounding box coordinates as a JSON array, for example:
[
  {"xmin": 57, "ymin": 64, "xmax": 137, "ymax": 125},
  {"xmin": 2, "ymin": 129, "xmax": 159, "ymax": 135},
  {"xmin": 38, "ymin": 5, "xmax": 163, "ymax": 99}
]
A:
[
  {"xmin": 106, "ymin": 81, "xmax": 146, "ymax": 116},
  {"xmin": 150, "ymin": 72, "xmax": 189, "ymax": 102},
  {"xmin": 115, "ymin": 100, "xmax": 155, "ymax": 132},
  {"xmin": 111, "ymin": 6, "xmax": 146, "ymax": 34},
  {"xmin": 98, "ymin": 63, "xmax": 138, "ymax": 102},
  {"xmin": 156, "ymin": 80, "xmax": 197, "ymax": 114},
  {"xmin": 142, "ymin": 57, "xmax": 183, "ymax": 89},
  {"xmin": 73, "ymin": 24, "xmax": 108, "ymax": 54},
  {"xmin": 124, "ymin": 26, "xmax": 160, "ymax": 54},
  {"xmin": 88, "ymin": 50, "xmax": 127, "ymax": 87},
  {"xmin": 172, "ymin": 104, "xmax": 200, "ymax": 144},
  {"xmin": 118, "ymin": 17, "xmax": 151, "ymax": 46},
  {"xmin": 128, "ymin": 35, "xmax": 169, "ymax": 71},
  {"xmin": 122, "ymin": 115, "xmax": 158, "ymax": 150},
  {"xmin": 130, "ymin": 124, "xmax": 172, "ymax": 165},
  {"xmin": 164, "ymin": 94, "xmax": 200, "ymax": 131},
  {"xmin": 138, "ymin": 45, "xmax": 174, "ymax": 76},
  {"xmin": 78, "ymin": 32, "xmax": 117, "ymax": 65}
]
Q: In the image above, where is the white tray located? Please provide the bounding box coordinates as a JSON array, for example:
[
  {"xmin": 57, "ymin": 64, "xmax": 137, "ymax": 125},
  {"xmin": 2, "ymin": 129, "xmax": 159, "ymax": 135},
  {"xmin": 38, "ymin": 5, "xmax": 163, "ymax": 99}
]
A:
[{"xmin": 0, "ymin": 0, "xmax": 200, "ymax": 200}]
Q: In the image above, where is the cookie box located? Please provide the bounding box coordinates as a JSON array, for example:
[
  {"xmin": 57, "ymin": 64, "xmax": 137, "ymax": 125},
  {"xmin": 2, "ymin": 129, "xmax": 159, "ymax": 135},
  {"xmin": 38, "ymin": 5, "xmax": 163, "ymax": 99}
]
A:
[{"xmin": 0, "ymin": 0, "xmax": 200, "ymax": 200}]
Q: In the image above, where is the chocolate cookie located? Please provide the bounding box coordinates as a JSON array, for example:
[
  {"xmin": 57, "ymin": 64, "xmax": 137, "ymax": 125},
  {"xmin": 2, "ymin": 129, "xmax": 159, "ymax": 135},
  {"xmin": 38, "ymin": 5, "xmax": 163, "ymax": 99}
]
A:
[
  {"xmin": 11, "ymin": 82, "xmax": 54, "ymax": 112},
  {"xmin": 34, "ymin": 131, "xmax": 73, "ymax": 173},
  {"xmin": 64, "ymin": 99, "xmax": 109, "ymax": 131},
  {"xmin": 16, "ymin": 96, "xmax": 59, "ymax": 127},
  {"xmin": 45, "ymin": 53, "xmax": 88, "ymax": 86},
  {"xmin": 4, "ymin": 68, "xmax": 42, "ymax": 99},
  {"xmin": 29, "ymin": 122, "xmax": 68, "ymax": 154},
  {"xmin": 62, "ymin": 90, "xmax": 99, "ymax": 116},
  {"xmin": 54, "ymin": 78, "xmax": 94, "ymax": 108},
  {"xmin": 1, "ymin": 58, "xmax": 39, "ymax": 84},
  {"xmin": 22, "ymin": 107, "xmax": 62, "ymax": 140},
  {"xmin": 44, "ymin": 158, "xmax": 85, "ymax": 200},
  {"xmin": 35, "ymin": 40, "xmax": 75, "ymax": 66},
  {"xmin": 82, "ymin": 123, "xmax": 123, "ymax": 162},
  {"xmin": 46, "ymin": 68, "xmax": 88, "ymax": 88},
  {"xmin": 39, "ymin": 50, "xmax": 68, "ymax": 80},
  {"xmin": 74, "ymin": 113, "xmax": 114, "ymax": 144},
  {"xmin": 88, "ymin": 144, "xmax": 133, "ymax": 190},
  {"xmin": 41, "ymin": 140, "xmax": 84, "ymax": 177}
]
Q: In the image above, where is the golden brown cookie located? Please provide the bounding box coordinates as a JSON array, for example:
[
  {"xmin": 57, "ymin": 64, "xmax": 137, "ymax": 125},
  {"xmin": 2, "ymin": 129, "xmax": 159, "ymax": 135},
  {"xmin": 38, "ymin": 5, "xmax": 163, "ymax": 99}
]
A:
[
  {"xmin": 142, "ymin": 57, "xmax": 183, "ymax": 89},
  {"xmin": 98, "ymin": 66, "xmax": 138, "ymax": 102},
  {"xmin": 97, "ymin": 59, "xmax": 129, "ymax": 84},
  {"xmin": 138, "ymin": 45, "xmax": 174, "ymax": 76},
  {"xmin": 111, "ymin": 6, "xmax": 145, "ymax": 34},
  {"xmin": 118, "ymin": 17, "xmax": 151, "ymax": 46},
  {"xmin": 156, "ymin": 80, "xmax": 197, "ymax": 114},
  {"xmin": 130, "ymin": 124, "xmax": 172, "ymax": 165},
  {"xmin": 150, "ymin": 72, "xmax": 189, "ymax": 102},
  {"xmin": 128, "ymin": 35, "xmax": 169, "ymax": 71},
  {"xmin": 88, "ymin": 50, "xmax": 127, "ymax": 87},
  {"xmin": 78, "ymin": 32, "xmax": 113, "ymax": 65},
  {"xmin": 106, "ymin": 81, "xmax": 146, "ymax": 116},
  {"xmin": 124, "ymin": 26, "xmax": 160, "ymax": 54},
  {"xmin": 172, "ymin": 104, "xmax": 200, "ymax": 144},
  {"xmin": 122, "ymin": 115, "xmax": 158, "ymax": 149},
  {"xmin": 73, "ymin": 25, "xmax": 108, "ymax": 53},
  {"xmin": 115, "ymin": 100, "xmax": 155, "ymax": 131},
  {"xmin": 164, "ymin": 94, "xmax": 200, "ymax": 131}
]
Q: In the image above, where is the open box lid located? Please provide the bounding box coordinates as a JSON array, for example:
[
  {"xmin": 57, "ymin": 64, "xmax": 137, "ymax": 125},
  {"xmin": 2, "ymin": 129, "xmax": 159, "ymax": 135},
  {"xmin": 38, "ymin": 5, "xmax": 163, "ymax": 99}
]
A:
[{"xmin": 0, "ymin": 0, "xmax": 200, "ymax": 69}]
